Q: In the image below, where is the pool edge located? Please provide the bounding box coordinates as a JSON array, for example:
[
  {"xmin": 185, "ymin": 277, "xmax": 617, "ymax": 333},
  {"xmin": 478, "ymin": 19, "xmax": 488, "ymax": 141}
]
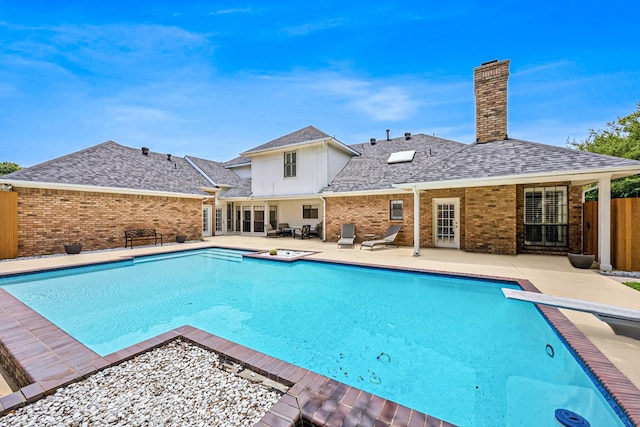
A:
[{"xmin": 1, "ymin": 248, "xmax": 639, "ymax": 426}]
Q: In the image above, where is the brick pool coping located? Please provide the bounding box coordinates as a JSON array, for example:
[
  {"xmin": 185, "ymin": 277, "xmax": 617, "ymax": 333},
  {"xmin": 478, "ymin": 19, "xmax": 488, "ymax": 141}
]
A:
[{"xmin": 0, "ymin": 251, "xmax": 638, "ymax": 426}]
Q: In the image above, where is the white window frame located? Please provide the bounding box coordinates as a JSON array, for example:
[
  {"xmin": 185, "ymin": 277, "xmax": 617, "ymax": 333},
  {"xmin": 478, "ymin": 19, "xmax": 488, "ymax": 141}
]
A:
[
  {"xmin": 524, "ymin": 186, "xmax": 568, "ymax": 246},
  {"xmin": 390, "ymin": 200, "xmax": 404, "ymax": 220},
  {"xmin": 215, "ymin": 208, "xmax": 223, "ymax": 233},
  {"xmin": 284, "ymin": 151, "xmax": 296, "ymax": 178}
]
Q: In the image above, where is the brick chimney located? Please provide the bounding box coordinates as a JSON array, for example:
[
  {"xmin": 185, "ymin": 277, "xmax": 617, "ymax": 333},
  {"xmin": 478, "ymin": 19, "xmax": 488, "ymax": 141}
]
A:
[{"xmin": 474, "ymin": 59, "xmax": 510, "ymax": 143}]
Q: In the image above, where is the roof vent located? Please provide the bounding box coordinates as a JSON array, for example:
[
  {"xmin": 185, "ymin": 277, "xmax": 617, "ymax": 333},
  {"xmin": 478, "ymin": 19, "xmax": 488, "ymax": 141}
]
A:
[
  {"xmin": 167, "ymin": 154, "xmax": 172, "ymax": 161},
  {"xmin": 141, "ymin": 147, "xmax": 150, "ymax": 156},
  {"xmin": 386, "ymin": 129, "xmax": 390, "ymax": 141},
  {"xmin": 404, "ymin": 132, "xmax": 411, "ymax": 140},
  {"xmin": 370, "ymin": 138, "xmax": 377, "ymax": 145}
]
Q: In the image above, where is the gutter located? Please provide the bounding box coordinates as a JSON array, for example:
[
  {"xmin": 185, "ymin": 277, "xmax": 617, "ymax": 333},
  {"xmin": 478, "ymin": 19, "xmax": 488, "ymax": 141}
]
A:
[
  {"xmin": 393, "ymin": 165, "xmax": 640, "ymax": 191},
  {"xmin": 0, "ymin": 179, "xmax": 209, "ymax": 199}
]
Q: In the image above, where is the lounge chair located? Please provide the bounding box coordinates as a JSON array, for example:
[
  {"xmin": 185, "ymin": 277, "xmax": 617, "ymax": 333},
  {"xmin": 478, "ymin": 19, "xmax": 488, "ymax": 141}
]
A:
[
  {"xmin": 360, "ymin": 225, "xmax": 402, "ymax": 250},
  {"xmin": 502, "ymin": 288, "xmax": 640, "ymax": 340},
  {"xmin": 265, "ymin": 224, "xmax": 280, "ymax": 238},
  {"xmin": 338, "ymin": 224, "xmax": 356, "ymax": 248}
]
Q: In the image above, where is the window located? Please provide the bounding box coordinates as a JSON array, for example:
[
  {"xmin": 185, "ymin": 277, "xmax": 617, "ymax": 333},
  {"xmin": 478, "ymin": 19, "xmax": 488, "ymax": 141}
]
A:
[
  {"xmin": 390, "ymin": 200, "xmax": 404, "ymax": 220},
  {"xmin": 242, "ymin": 206, "xmax": 251, "ymax": 232},
  {"xmin": 269, "ymin": 205, "xmax": 278, "ymax": 229},
  {"xmin": 303, "ymin": 205, "xmax": 319, "ymax": 219},
  {"xmin": 524, "ymin": 186, "xmax": 568, "ymax": 246},
  {"xmin": 284, "ymin": 151, "xmax": 296, "ymax": 177},
  {"xmin": 226, "ymin": 204, "xmax": 233, "ymax": 231},
  {"xmin": 253, "ymin": 206, "xmax": 265, "ymax": 233}
]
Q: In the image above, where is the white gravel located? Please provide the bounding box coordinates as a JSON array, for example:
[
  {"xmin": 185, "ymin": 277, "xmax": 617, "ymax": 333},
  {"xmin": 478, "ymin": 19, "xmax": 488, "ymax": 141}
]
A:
[{"xmin": 0, "ymin": 340, "xmax": 283, "ymax": 427}]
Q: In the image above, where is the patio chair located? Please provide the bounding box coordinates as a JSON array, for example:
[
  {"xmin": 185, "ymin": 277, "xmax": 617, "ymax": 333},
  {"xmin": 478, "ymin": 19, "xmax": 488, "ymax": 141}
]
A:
[
  {"xmin": 278, "ymin": 223, "xmax": 292, "ymax": 237},
  {"xmin": 338, "ymin": 223, "xmax": 356, "ymax": 248},
  {"xmin": 298, "ymin": 225, "xmax": 310, "ymax": 239},
  {"xmin": 309, "ymin": 222, "xmax": 322, "ymax": 238},
  {"xmin": 266, "ymin": 223, "xmax": 280, "ymax": 238},
  {"xmin": 360, "ymin": 225, "xmax": 402, "ymax": 250}
]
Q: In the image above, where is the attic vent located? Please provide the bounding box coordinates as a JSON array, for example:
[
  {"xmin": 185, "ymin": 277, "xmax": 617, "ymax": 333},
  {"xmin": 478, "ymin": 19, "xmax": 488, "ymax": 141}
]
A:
[
  {"xmin": 386, "ymin": 129, "xmax": 390, "ymax": 141},
  {"xmin": 167, "ymin": 154, "xmax": 172, "ymax": 161},
  {"xmin": 387, "ymin": 150, "xmax": 416, "ymax": 164},
  {"xmin": 404, "ymin": 132, "xmax": 411, "ymax": 140},
  {"xmin": 370, "ymin": 138, "xmax": 377, "ymax": 145},
  {"xmin": 141, "ymin": 147, "xmax": 150, "ymax": 156}
]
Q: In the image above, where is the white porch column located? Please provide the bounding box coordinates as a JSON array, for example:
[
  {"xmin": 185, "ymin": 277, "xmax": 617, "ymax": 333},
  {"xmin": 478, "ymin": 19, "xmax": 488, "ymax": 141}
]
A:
[
  {"xmin": 413, "ymin": 187, "xmax": 421, "ymax": 256},
  {"xmin": 598, "ymin": 177, "xmax": 612, "ymax": 271}
]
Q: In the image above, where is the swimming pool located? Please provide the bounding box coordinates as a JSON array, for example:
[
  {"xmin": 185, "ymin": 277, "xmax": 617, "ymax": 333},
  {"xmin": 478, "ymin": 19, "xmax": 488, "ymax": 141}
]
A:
[{"xmin": 0, "ymin": 248, "xmax": 628, "ymax": 426}]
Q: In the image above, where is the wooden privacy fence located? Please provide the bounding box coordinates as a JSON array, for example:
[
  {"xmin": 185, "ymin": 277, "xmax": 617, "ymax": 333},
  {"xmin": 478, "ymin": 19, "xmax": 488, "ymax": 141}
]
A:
[
  {"xmin": 0, "ymin": 191, "xmax": 18, "ymax": 259},
  {"xmin": 583, "ymin": 198, "xmax": 640, "ymax": 271}
]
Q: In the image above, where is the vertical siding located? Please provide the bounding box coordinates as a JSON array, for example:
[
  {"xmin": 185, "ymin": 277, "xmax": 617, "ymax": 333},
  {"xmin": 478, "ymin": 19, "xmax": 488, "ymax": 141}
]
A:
[
  {"xmin": 611, "ymin": 198, "xmax": 640, "ymax": 271},
  {"xmin": 0, "ymin": 191, "xmax": 18, "ymax": 259},
  {"xmin": 583, "ymin": 198, "xmax": 640, "ymax": 271}
]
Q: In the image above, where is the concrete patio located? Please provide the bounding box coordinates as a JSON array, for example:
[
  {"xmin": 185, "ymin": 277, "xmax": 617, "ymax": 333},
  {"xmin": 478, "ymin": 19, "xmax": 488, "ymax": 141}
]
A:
[{"xmin": 1, "ymin": 234, "xmax": 639, "ymax": 406}]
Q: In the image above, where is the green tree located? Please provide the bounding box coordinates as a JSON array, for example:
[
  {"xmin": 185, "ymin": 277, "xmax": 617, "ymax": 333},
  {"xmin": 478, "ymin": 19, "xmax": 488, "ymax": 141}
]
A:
[
  {"xmin": 568, "ymin": 103, "xmax": 640, "ymax": 198},
  {"xmin": 0, "ymin": 162, "xmax": 21, "ymax": 176}
]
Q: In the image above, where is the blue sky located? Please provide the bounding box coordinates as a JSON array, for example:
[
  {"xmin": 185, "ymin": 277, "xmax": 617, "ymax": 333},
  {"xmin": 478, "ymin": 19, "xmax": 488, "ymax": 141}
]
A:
[{"xmin": 1, "ymin": 1, "xmax": 639, "ymax": 167}]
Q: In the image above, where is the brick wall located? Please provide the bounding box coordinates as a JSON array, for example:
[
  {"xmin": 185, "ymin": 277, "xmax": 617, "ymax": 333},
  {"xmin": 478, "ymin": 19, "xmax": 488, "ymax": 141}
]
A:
[
  {"xmin": 293, "ymin": 182, "xmax": 582, "ymax": 257},
  {"xmin": 419, "ymin": 188, "xmax": 466, "ymax": 248},
  {"xmin": 474, "ymin": 59, "xmax": 510, "ymax": 143},
  {"xmin": 325, "ymin": 194, "xmax": 412, "ymax": 246},
  {"xmin": 15, "ymin": 187, "xmax": 212, "ymax": 257},
  {"xmin": 464, "ymin": 185, "xmax": 517, "ymax": 254}
]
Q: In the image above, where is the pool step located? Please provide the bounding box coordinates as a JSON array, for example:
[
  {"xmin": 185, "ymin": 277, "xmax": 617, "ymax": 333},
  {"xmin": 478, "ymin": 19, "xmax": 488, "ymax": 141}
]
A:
[
  {"xmin": 201, "ymin": 249, "xmax": 244, "ymax": 262},
  {"xmin": 133, "ymin": 252, "xmax": 196, "ymax": 264}
]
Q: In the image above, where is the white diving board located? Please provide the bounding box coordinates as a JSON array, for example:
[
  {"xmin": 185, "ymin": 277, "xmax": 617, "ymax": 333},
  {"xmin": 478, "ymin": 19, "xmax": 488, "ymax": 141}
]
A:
[{"xmin": 502, "ymin": 288, "xmax": 640, "ymax": 340}]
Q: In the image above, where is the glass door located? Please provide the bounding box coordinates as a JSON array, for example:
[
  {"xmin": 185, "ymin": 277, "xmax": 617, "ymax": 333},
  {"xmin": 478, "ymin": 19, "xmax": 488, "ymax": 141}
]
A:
[
  {"xmin": 202, "ymin": 206, "xmax": 212, "ymax": 237},
  {"xmin": 253, "ymin": 206, "xmax": 265, "ymax": 233},
  {"xmin": 433, "ymin": 198, "xmax": 460, "ymax": 248},
  {"xmin": 242, "ymin": 206, "xmax": 251, "ymax": 232}
]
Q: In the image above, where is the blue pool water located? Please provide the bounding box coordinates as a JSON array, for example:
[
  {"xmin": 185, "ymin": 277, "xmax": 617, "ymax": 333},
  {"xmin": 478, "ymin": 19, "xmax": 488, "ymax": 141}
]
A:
[{"xmin": 0, "ymin": 249, "xmax": 626, "ymax": 426}]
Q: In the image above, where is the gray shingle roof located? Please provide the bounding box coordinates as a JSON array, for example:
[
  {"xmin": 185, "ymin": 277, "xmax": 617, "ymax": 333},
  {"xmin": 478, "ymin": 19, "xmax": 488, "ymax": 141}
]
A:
[
  {"xmin": 223, "ymin": 156, "xmax": 251, "ymax": 167},
  {"xmin": 324, "ymin": 134, "xmax": 467, "ymax": 192},
  {"xmin": 186, "ymin": 156, "xmax": 242, "ymax": 187},
  {"xmin": 242, "ymin": 125, "xmax": 332, "ymax": 154},
  {"xmin": 406, "ymin": 138, "xmax": 640, "ymax": 184},
  {"xmin": 221, "ymin": 178, "xmax": 252, "ymax": 197},
  {"xmin": 4, "ymin": 141, "xmax": 213, "ymax": 195}
]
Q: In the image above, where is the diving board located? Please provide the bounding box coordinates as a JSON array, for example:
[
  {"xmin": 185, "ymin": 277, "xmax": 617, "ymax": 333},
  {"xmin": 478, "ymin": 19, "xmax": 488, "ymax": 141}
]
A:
[{"xmin": 502, "ymin": 288, "xmax": 640, "ymax": 340}]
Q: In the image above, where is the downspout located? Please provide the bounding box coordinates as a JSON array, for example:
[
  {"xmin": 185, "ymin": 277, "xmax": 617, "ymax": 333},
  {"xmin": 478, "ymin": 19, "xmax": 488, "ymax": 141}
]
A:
[
  {"xmin": 413, "ymin": 186, "xmax": 420, "ymax": 256},
  {"xmin": 321, "ymin": 195, "xmax": 326, "ymax": 241},
  {"xmin": 322, "ymin": 139, "xmax": 330, "ymax": 242}
]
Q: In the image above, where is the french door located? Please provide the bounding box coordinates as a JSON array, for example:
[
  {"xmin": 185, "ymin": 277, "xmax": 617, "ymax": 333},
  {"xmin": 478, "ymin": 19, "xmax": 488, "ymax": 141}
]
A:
[
  {"xmin": 433, "ymin": 198, "xmax": 460, "ymax": 248},
  {"xmin": 202, "ymin": 206, "xmax": 212, "ymax": 237}
]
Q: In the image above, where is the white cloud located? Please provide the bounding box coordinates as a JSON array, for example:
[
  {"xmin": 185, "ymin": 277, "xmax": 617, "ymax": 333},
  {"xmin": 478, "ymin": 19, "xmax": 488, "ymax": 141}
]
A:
[
  {"xmin": 281, "ymin": 18, "xmax": 345, "ymax": 36},
  {"xmin": 208, "ymin": 8, "xmax": 252, "ymax": 15}
]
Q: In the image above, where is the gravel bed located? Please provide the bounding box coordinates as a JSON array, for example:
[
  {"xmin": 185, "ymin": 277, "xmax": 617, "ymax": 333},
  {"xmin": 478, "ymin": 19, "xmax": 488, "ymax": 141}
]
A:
[
  {"xmin": 0, "ymin": 340, "xmax": 283, "ymax": 427},
  {"xmin": 601, "ymin": 270, "xmax": 640, "ymax": 279}
]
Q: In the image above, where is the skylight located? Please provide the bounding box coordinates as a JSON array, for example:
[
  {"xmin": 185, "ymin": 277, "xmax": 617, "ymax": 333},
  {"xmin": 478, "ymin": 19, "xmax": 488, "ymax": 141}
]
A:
[{"xmin": 387, "ymin": 150, "xmax": 416, "ymax": 164}]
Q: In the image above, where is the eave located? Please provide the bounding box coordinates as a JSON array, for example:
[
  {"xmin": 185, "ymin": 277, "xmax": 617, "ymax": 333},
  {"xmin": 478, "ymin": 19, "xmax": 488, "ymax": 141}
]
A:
[
  {"xmin": 241, "ymin": 137, "xmax": 360, "ymax": 157},
  {"xmin": 0, "ymin": 179, "xmax": 214, "ymax": 199},
  {"xmin": 392, "ymin": 166, "xmax": 640, "ymax": 191}
]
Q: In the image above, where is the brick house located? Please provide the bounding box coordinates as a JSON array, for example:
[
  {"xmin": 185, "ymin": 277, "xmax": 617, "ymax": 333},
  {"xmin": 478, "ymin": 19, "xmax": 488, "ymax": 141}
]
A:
[{"xmin": 2, "ymin": 59, "xmax": 640, "ymax": 270}]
